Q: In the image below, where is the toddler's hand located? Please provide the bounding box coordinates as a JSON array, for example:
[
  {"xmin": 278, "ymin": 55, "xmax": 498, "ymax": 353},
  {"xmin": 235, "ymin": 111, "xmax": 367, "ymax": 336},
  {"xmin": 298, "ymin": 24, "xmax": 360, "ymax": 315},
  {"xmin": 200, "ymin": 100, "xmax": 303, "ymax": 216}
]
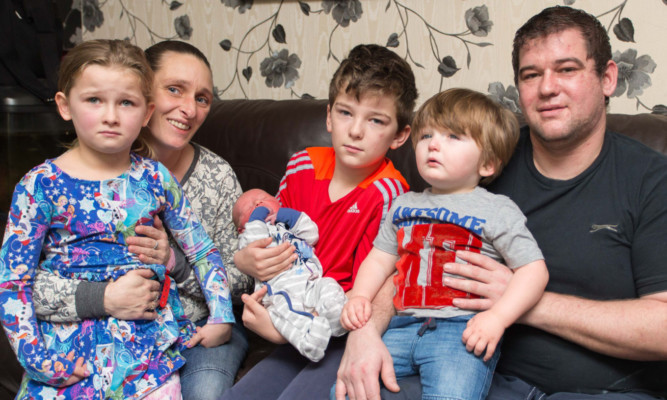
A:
[
  {"xmin": 340, "ymin": 296, "xmax": 372, "ymax": 331},
  {"xmin": 461, "ymin": 310, "xmax": 505, "ymax": 361},
  {"xmin": 63, "ymin": 357, "xmax": 90, "ymax": 387},
  {"xmin": 186, "ymin": 323, "xmax": 232, "ymax": 348}
]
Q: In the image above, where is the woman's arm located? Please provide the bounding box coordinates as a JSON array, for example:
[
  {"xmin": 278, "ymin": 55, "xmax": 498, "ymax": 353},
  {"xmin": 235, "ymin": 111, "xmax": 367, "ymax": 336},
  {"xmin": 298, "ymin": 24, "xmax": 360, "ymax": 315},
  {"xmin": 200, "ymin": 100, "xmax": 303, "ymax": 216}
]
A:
[
  {"xmin": 206, "ymin": 159, "xmax": 254, "ymax": 301},
  {"xmin": 33, "ymin": 216, "xmax": 169, "ymax": 322}
]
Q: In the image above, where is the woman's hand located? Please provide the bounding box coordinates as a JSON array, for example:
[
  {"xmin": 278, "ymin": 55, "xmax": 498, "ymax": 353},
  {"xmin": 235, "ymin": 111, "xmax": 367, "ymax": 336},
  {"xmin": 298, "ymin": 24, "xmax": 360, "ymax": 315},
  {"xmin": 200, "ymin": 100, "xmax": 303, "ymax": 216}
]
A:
[
  {"xmin": 241, "ymin": 286, "xmax": 287, "ymax": 344},
  {"xmin": 234, "ymin": 238, "xmax": 296, "ymax": 281},
  {"xmin": 445, "ymin": 250, "xmax": 513, "ymax": 311},
  {"xmin": 104, "ymin": 269, "xmax": 161, "ymax": 320},
  {"xmin": 127, "ymin": 214, "xmax": 171, "ymax": 265}
]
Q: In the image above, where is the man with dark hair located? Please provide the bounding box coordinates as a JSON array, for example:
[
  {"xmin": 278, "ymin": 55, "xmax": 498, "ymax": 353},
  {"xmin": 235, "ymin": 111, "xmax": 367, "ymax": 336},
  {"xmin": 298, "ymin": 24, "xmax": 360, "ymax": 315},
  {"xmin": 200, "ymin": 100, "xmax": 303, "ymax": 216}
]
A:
[{"xmin": 335, "ymin": 6, "xmax": 667, "ymax": 399}]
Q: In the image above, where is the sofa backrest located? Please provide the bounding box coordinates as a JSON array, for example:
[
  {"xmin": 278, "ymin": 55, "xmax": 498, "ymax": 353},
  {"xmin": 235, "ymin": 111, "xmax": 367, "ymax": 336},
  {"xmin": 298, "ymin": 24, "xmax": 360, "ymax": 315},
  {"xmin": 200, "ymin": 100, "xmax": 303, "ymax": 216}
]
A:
[{"xmin": 196, "ymin": 99, "xmax": 667, "ymax": 195}]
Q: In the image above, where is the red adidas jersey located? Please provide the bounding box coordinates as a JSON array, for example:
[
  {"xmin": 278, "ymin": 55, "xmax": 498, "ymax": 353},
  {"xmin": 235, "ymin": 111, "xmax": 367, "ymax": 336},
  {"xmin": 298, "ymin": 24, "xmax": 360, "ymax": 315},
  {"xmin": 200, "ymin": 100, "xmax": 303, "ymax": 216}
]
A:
[{"xmin": 277, "ymin": 147, "xmax": 408, "ymax": 291}]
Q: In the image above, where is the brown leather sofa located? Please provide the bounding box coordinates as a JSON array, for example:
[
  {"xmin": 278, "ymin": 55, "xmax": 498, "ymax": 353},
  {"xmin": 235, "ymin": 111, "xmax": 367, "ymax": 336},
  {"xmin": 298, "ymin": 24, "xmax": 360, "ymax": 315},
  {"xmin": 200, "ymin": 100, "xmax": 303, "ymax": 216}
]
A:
[{"xmin": 1, "ymin": 99, "xmax": 666, "ymax": 398}]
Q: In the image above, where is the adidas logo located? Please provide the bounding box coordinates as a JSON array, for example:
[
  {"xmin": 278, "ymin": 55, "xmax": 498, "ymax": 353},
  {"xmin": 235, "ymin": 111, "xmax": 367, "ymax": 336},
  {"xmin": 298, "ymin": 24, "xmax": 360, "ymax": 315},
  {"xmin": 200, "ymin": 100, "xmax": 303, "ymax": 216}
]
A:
[{"xmin": 347, "ymin": 202, "xmax": 360, "ymax": 214}]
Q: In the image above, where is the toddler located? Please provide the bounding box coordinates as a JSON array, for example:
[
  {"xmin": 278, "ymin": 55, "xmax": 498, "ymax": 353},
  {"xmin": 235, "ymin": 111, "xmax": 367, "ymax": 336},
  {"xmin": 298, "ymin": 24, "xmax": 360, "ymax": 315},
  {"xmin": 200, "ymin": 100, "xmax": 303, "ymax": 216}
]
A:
[{"xmin": 339, "ymin": 88, "xmax": 549, "ymax": 400}]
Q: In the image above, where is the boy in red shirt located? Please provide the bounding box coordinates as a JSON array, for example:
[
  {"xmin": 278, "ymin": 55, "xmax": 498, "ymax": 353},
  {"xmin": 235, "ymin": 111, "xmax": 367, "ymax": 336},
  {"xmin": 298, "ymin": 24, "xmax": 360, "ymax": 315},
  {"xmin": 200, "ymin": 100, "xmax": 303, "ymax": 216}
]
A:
[{"xmin": 225, "ymin": 44, "xmax": 418, "ymax": 400}]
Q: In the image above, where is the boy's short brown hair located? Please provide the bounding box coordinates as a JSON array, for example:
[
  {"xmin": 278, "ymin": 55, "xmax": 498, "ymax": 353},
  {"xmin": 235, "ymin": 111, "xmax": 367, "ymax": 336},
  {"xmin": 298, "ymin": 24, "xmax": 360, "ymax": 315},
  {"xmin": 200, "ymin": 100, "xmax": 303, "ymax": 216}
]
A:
[
  {"xmin": 329, "ymin": 44, "xmax": 418, "ymax": 133},
  {"xmin": 411, "ymin": 88, "xmax": 519, "ymax": 185}
]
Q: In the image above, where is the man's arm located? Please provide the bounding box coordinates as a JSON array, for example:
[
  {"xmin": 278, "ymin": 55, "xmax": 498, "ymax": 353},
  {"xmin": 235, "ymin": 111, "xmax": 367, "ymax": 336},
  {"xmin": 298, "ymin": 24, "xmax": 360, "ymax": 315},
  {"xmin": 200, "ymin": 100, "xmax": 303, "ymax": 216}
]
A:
[
  {"xmin": 336, "ymin": 277, "xmax": 399, "ymax": 400},
  {"xmin": 520, "ymin": 291, "xmax": 667, "ymax": 361},
  {"xmin": 445, "ymin": 251, "xmax": 667, "ymax": 361}
]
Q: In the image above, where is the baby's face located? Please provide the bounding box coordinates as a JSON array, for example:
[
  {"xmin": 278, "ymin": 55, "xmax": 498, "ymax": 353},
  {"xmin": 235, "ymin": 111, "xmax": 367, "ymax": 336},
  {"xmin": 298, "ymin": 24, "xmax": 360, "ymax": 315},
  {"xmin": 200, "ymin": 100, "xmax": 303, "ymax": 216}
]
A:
[{"xmin": 233, "ymin": 189, "xmax": 280, "ymax": 232}]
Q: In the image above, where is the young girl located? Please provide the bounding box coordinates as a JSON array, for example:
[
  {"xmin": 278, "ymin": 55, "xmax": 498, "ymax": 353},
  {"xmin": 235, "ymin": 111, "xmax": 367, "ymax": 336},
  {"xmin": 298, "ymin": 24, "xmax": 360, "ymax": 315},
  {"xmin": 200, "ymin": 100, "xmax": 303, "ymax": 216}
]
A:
[{"xmin": 0, "ymin": 39, "xmax": 234, "ymax": 399}]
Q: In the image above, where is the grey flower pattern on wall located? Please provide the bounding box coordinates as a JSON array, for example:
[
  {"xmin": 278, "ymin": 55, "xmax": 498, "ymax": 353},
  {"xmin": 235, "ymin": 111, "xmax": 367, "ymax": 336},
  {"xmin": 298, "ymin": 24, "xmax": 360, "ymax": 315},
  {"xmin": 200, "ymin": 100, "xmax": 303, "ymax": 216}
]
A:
[
  {"xmin": 217, "ymin": 1, "xmax": 496, "ymax": 100},
  {"xmin": 217, "ymin": 0, "xmax": 356, "ymax": 98},
  {"xmin": 82, "ymin": 0, "xmax": 104, "ymax": 32},
  {"xmin": 260, "ymin": 49, "xmax": 302, "ymax": 89},
  {"xmin": 80, "ymin": 0, "xmax": 193, "ymax": 45},
  {"xmin": 488, "ymin": 83, "xmax": 521, "ymax": 114},
  {"xmin": 222, "ymin": 0, "xmax": 254, "ymax": 14},
  {"xmin": 613, "ymin": 49, "xmax": 656, "ymax": 99},
  {"xmin": 77, "ymin": 0, "xmax": 663, "ymax": 114},
  {"xmin": 322, "ymin": 0, "xmax": 363, "ymax": 28},
  {"xmin": 465, "ymin": 6, "xmax": 493, "ymax": 37},
  {"xmin": 594, "ymin": 1, "xmax": 664, "ymax": 113},
  {"xmin": 386, "ymin": 2, "xmax": 493, "ymax": 92},
  {"xmin": 174, "ymin": 15, "xmax": 193, "ymax": 40}
]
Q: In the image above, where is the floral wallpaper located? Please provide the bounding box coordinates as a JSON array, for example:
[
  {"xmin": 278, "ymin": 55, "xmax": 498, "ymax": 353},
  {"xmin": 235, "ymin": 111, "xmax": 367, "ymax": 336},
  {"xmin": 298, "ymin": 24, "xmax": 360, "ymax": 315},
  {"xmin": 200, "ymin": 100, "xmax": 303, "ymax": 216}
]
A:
[{"xmin": 77, "ymin": 0, "xmax": 666, "ymax": 115}]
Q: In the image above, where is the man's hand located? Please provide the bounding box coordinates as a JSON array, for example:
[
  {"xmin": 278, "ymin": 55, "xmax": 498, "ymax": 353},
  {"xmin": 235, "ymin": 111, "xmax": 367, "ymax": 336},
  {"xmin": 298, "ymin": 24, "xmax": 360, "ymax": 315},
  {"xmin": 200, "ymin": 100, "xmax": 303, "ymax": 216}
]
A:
[
  {"xmin": 340, "ymin": 296, "xmax": 372, "ymax": 331},
  {"xmin": 234, "ymin": 238, "xmax": 296, "ymax": 281},
  {"xmin": 62, "ymin": 357, "xmax": 89, "ymax": 387},
  {"xmin": 241, "ymin": 286, "xmax": 287, "ymax": 344},
  {"xmin": 127, "ymin": 215, "xmax": 171, "ymax": 265},
  {"xmin": 104, "ymin": 269, "xmax": 161, "ymax": 320},
  {"xmin": 335, "ymin": 320, "xmax": 399, "ymax": 400},
  {"xmin": 186, "ymin": 323, "xmax": 232, "ymax": 348},
  {"xmin": 445, "ymin": 250, "xmax": 513, "ymax": 311},
  {"xmin": 462, "ymin": 310, "xmax": 506, "ymax": 362}
]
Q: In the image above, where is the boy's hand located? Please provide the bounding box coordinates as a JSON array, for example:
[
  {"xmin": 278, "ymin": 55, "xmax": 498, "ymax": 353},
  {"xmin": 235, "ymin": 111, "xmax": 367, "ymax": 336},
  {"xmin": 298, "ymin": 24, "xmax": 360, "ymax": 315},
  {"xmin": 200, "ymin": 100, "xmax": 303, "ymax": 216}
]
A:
[
  {"xmin": 461, "ymin": 310, "xmax": 505, "ymax": 361},
  {"xmin": 234, "ymin": 239, "xmax": 296, "ymax": 281},
  {"xmin": 242, "ymin": 286, "xmax": 288, "ymax": 344},
  {"xmin": 186, "ymin": 323, "xmax": 232, "ymax": 348},
  {"xmin": 63, "ymin": 357, "xmax": 89, "ymax": 387},
  {"xmin": 340, "ymin": 296, "xmax": 372, "ymax": 331}
]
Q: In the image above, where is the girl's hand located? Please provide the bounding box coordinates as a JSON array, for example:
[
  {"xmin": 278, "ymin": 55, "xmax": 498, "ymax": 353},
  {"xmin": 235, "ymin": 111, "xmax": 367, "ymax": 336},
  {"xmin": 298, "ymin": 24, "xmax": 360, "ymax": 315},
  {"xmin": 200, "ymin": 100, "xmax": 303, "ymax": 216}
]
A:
[
  {"xmin": 340, "ymin": 296, "xmax": 372, "ymax": 331},
  {"xmin": 234, "ymin": 239, "xmax": 296, "ymax": 281},
  {"xmin": 186, "ymin": 323, "xmax": 232, "ymax": 348},
  {"xmin": 127, "ymin": 214, "xmax": 171, "ymax": 265},
  {"xmin": 241, "ymin": 286, "xmax": 287, "ymax": 344},
  {"xmin": 62, "ymin": 357, "xmax": 89, "ymax": 387}
]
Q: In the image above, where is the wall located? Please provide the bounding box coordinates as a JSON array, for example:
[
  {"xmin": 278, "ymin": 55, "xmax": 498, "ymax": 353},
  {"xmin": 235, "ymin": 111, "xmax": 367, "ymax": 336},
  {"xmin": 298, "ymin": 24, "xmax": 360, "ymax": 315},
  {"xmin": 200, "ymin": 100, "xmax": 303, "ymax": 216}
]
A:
[{"xmin": 80, "ymin": 0, "xmax": 666, "ymax": 115}]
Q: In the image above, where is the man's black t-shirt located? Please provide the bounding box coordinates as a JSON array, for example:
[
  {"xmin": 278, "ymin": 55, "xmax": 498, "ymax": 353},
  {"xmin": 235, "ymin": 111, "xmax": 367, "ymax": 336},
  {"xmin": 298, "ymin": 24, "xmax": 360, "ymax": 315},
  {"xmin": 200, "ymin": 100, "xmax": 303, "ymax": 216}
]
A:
[{"xmin": 487, "ymin": 127, "xmax": 667, "ymax": 395}]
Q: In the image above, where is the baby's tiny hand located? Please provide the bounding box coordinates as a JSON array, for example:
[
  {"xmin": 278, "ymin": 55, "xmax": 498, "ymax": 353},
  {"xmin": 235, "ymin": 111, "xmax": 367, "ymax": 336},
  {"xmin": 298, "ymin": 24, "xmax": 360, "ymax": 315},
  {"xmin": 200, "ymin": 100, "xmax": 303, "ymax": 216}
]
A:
[
  {"xmin": 186, "ymin": 323, "xmax": 232, "ymax": 348},
  {"xmin": 461, "ymin": 310, "xmax": 505, "ymax": 362},
  {"xmin": 340, "ymin": 296, "xmax": 372, "ymax": 331}
]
